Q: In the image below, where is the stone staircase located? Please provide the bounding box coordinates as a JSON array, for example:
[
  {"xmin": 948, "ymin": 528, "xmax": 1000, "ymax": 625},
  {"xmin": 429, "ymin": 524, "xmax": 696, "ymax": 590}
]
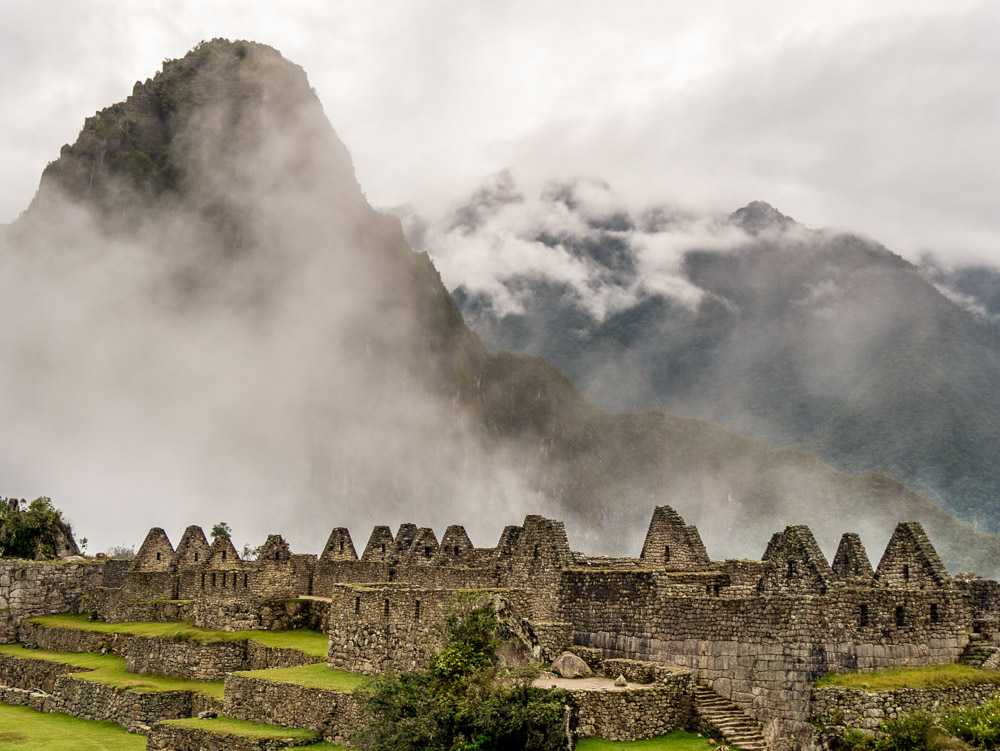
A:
[
  {"xmin": 958, "ymin": 637, "xmax": 1000, "ymax": 668},
  {"xmin": 694, "ymin": 683, "xmax": 769, "ymax": 751}
]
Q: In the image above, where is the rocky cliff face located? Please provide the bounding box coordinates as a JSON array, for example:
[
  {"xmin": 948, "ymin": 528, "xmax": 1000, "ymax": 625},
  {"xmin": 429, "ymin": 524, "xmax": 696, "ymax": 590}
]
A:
[{"xmin": 4, "ymin": 39, "xmax": 1000, "ymax": 575}]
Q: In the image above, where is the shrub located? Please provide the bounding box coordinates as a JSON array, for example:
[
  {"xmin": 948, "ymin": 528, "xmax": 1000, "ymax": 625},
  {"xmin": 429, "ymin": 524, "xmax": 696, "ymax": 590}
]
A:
[{"xmin": 354, "ymin": 595, "xmax": 570, "ymax": 751}]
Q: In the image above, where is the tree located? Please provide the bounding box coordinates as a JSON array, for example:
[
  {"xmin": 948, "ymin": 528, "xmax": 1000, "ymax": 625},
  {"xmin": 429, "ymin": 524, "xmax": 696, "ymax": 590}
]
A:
[
  {"xmin": 210, "ymin": 522, "xmax": 232, "ymax": 540},
  {"xmin": 0, "ymin": 496, "xmax": 79, "ymax": 559},
  {"xmin": 354, "ymin": 595, "xmax": 571, "ymax": 751}
]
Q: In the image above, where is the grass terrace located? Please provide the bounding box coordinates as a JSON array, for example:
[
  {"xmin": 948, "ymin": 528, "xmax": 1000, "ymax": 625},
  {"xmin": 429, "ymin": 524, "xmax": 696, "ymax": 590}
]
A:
[
  {"xmin": 0, "ymin": 643, "xmax": 225, "ymax": 699},
  {"xmin": 27, "ymin": 613, "xmax": 329, "ymax": 658},
  {"xmin": 159, "ymin": 716, "xmax": 341, "ymax": 745},
  {"xmin": 577, "ymin": 730, "xmax": 740, "ymax": 750},
  {"xmin": 234, "ymin": 662, "xmax": 365, "ymax": 692},
  {"xmin": 0, "ymin": 703, "xmax": 146, "ymax": 750},
  {"xmin": 815, "ymin": 663, "xmax": 1000, "ymax": 691}
]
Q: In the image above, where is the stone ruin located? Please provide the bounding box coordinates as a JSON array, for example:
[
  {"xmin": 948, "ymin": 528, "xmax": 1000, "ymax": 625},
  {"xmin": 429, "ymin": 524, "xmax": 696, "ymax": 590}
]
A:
[{"xmin": 4, "ymin": 503, "xmax": 1000, "ymax": 745}]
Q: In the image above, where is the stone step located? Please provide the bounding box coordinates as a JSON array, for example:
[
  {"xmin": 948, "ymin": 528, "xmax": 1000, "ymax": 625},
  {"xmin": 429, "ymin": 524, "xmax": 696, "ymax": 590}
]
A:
[
  {"xmin": 693, "ymin": 683, "xmax": 769, "ymax": 751},
  {"xmin": 958, "ymin": 643, "xmax": 999, "ymax": 668}
]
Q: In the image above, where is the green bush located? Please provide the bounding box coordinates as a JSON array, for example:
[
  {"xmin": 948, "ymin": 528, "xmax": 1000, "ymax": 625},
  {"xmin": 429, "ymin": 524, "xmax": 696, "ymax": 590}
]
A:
[
  {"xmin": 0, "ymin": 497, "xmax": 76, "ymax": 559},
  {"xmin": 353, "ymin": 595, "xmax": 570, "ymax": 751},
  {"xmin": 942, "ymin": 696, "xmax": 1000, "ymax": 748}
]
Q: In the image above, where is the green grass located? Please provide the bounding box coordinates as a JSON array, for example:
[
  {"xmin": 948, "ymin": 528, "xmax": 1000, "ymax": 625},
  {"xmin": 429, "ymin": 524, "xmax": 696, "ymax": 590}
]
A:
[
  {"xmin": 815, "ymin": 663, "xmax": 1000, "ymax": 691},
  {"xmin": 576, "ymin": 730, "xmax": 735, "ymax": 750},
  {"xmin": 160, "ymin": 715, "xmax": 319, "ymax": 740},
  {"xmin": 0, "ymin": 643, "xmax": 224, "ymax": 699},
  {"xmin": 27, "ymin": 613, "xmax": 328, "ymax": 658},
  {"xmin": 0, "ymin": 703, "xmax": 146, "ymax": 750},
  {"xmin": 235, "ymin": 662, "xmax": 365, "ymax": 693}
]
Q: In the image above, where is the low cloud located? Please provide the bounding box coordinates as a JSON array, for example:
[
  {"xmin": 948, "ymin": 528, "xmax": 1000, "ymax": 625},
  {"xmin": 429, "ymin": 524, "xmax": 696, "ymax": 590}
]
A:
[{"xmin": 400, "ymin": 172, "xmax": 748, "ymax": 324}]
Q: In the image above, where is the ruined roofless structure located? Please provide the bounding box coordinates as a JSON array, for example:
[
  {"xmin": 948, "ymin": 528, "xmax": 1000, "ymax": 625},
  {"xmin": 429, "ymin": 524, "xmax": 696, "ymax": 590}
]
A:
[{"xmin": 77, "ymin": 506, "xmax": 999, "ymax": 739}]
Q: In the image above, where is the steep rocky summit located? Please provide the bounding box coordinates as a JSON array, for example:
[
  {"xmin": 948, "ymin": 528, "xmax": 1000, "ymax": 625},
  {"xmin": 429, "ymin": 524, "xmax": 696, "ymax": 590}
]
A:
[{"xmin": 5, "ymin": 40, "xmax": 1000, "ymax": 574}]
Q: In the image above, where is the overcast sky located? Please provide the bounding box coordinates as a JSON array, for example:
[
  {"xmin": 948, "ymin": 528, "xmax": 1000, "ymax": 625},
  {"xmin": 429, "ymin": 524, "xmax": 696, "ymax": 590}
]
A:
[{"xmin": 2, "ymin": 0, "xmax": 998, "ymax": 264}]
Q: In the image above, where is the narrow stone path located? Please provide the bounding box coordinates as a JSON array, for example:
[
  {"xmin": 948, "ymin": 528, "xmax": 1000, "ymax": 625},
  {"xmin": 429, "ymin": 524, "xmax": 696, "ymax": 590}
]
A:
[{"xmin": 694, "ymin": 683, "xmax": 769, "ymax": 751}]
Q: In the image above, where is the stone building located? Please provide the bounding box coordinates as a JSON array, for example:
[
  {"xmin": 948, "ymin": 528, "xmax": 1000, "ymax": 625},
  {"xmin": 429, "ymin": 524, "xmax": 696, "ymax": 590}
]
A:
[{"xmin": 11, "ymin": 504, "xmax": 999, "ymax": 744}]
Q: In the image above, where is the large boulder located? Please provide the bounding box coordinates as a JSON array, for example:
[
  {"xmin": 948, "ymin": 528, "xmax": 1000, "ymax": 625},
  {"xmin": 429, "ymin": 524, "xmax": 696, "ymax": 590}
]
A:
[{"xmin": 551, "ymin": 651, "xmax": 593, "ymax": 679}]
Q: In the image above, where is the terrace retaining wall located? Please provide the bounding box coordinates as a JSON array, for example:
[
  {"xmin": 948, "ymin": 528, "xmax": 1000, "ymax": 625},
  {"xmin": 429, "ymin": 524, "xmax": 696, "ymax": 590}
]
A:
[
  {"xmin": 223, "ymin": 673, "xmax": 364, "ymax": 745},
  {"xmin": 810, "ymin": 684, "xmax": 1000, "ymax": 733}
]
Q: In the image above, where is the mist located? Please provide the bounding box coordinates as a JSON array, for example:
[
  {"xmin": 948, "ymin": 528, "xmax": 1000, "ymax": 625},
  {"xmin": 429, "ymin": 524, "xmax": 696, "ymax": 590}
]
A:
[
  {"xmin": 0, "ymin": 43, "xmax": 537, "ymax": 556},
  {"xmin": 404, "ymin": 170, "xmax": 1000, "ymax": 540}
]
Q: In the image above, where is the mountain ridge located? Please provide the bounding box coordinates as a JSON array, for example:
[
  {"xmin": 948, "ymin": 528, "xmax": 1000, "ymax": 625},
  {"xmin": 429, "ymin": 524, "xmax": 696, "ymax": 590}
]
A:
[
  {"xmin": 3, "ymin": 39, "xmax": 999, "ymax": 575},
  {"xmin": 418, "ymin": 173, "xmax": 1000, "ymax": 538}
]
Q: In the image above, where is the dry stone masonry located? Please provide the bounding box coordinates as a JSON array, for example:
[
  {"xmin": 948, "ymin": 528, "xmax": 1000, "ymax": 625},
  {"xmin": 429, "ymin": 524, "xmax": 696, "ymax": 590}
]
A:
[{"xmin": 4, "ymin": 504, "xmax": 1000, "ymax": 748}]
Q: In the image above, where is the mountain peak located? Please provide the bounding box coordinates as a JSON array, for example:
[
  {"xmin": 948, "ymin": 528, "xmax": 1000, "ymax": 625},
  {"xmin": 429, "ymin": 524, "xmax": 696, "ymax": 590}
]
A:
[
  {"xmin": 729, "ymin": 200, "xmax": 798, "ymax": 234},
  {"xmin": 30, "ymin": 39, "xmax": 359, "ymax": 217}
]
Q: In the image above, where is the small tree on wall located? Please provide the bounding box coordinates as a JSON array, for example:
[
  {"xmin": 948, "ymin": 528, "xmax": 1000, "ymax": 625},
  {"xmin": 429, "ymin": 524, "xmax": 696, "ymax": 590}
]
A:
[
  {"xmin": 0, "ymin": 496, "xmax": 80, "ymax": 559},
  {"xmin": 210, "ymin": 522, "xmax": 232, "ymax": 540},
  {"xmin": 354, "ymin": 594, "xmax": 572, "ymax": 751}
]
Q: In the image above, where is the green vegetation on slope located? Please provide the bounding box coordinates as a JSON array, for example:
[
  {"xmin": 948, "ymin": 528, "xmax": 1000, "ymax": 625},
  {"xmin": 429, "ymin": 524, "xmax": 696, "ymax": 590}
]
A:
[
  {"xmin": 0, "ymin": 703, "xmax": 146, "ymax": 750},
  {"xmin": 27, "ymin": 614, "xmax": 328, "ymax": 658},
  {"xmin": 816, "ymin": 664, "xmax": 1000, "ymax": 691},
  {"xmin": 160, "ymin": 715, "xmax": 319, "ymax": 740},
  {"xmin": 834, "ymin": 695, "xmax": 1000, "ymax": 750},
  {"xmin": 235, "ymin": 662, "xmax": 364, "ymax": 692},
  {"xmin": 0, "ymin": 643, "xmax": 224, "ymax": 698}
]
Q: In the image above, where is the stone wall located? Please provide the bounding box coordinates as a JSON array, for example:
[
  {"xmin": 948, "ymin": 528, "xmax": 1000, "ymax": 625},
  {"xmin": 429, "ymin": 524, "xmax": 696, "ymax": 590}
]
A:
[
  {"xmin": 810, "ymin": 684, "xmax": 1000, "ymax": 733},
  {"xmin": 326, "ymin": 584, "xmax": 451, "ymax": 673},
  {"xmin": 223, "ymin": 673, "xmax": 365, "ymax": 745},
  {"xmin": 568, "ymin": 671, "xmax": 696, "ymax": 742},
  {"xmin": 561, "ymin": 568, "xmax": 969, "ymax": 729},
  {"xmin": 0, "ymin": 684, "xmax": 50, "ymax": 711},
  {"xmin": 19, "ymin": 618, "xmax": 130, "ymax": 656},
  {"xmin": 601, "ymin": 658, "xmax": 679, "ymax": 684},
  {"xmin": 0, "ymin": 651, "xmax": 89, "ymax": 692},
  {"xmin": 531, "ymin": 622, "xmax": 574, "ymax": 661},
  {"xmin": 146, "ymin": 723, "xmax": 317, "ymax": 750},
  {"xmin": 0, "ymin": 560, "xmax": 106, "ymax": 641},
  {"xmin": 125, "ymin": 636, "xmax": 250, "ymax": 680},
  {"xmin": 49, "ymin": 674, "xmax": 199, "ymax": 732},
  {"xmin": 19, "ymin": 621, "xmax": 319, "ymax": 679}
]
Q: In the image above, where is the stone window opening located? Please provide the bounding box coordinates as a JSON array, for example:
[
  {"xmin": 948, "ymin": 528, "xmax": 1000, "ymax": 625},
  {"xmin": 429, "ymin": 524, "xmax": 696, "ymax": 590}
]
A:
[
  {"xmin": 859, "ymin": 604, "xmax": 869, "ymax": 627},
  {"xmin": 212, "ymin": 572, "xmax": 216, "ymax": 587},
  {"xmin": 713, "ymin": 584, "xmax": 720, "ymax": 597},
  {"xmin": 903, "ymin": 564, "xmax": 910, "ymax": 582},
  {"xmin": 275, "ymin": 551, "xmax": 280, "ymax": 560},
  {"xmin": 415, "ymin": 600, "xmax": 421, "ymax": 621},
  {"xmin": 787, "ymin": 560, "xmax": 797, "ymax": 579},
  {"xmin": 243, "ymin": 573, "xmax": 248, "ymax": 588},
  {"xmin": 222, "ymin": 551, "xmax": 227, "ymax": 561},
  {"xmin": 156, "ymin": 552, "xmax": 161, "ymax": 561},
  {"xmin": 194, "ymin": 553, "xmax": 199, "ymax": 562},
  {"xmin": 355, "ymin": 597, "xmax": 361, "ymax": 615},
  {"xmin": 424, "ymin": 547, "xmax": 432, "ymax": 559},
  {"xmin": 388, "ymin": 569, "xmax": 396, "ymax": 583},
  {"xmin": 931, "ymin": 603, "xmax": 939, "ymax": 622},
  {"xmin": 339, "ymin": 540, "xmax": 344, "ymax": 553},
  {"xmin": 384, "ymin": 599, "xmax": 390, "ymax": 619},
  {"xmin": 664, "ymin": 546, "xmax": 670, "ymax": 563},
  {"xmin": 534, "ymin": 544, "xmax": 540, "ymax": 559},
  {"xmin": 201, "ymin": 573, "xmax": 206, "ymax": 588},
  {"xmin": 895, "ymin": 605, "xmax": 905, "ymax": 627},
  {"xmin": 380, "ymin": 543, "xmax": 386, "ymax": 554}
]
